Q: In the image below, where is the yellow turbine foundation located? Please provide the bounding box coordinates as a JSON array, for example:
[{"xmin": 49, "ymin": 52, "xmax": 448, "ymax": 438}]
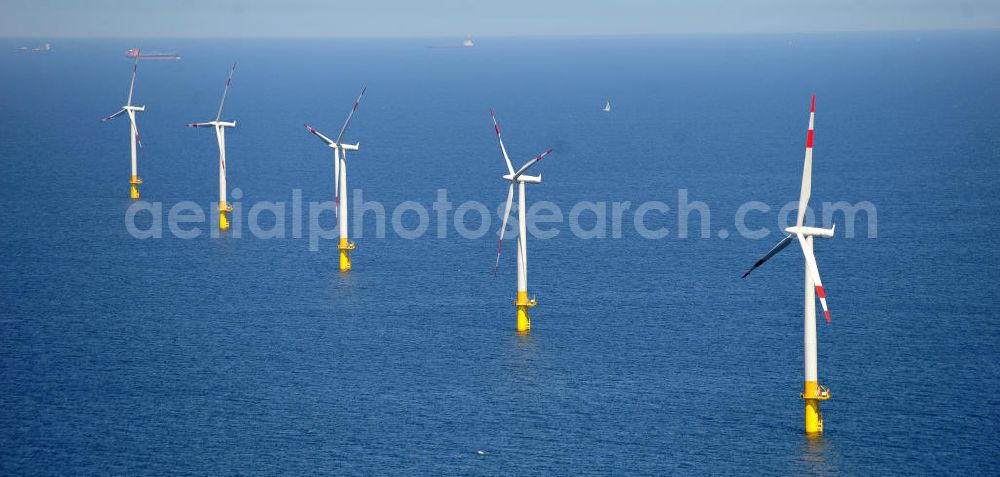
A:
[
  {"xmin": 515, "ymin": 291, "xmax": 536, "ymax": 333},
  {"xmin": 219, "ymin": 200, "xmax": 233, "ymax": 231},
  {"xmin": 129, "ymin": 176, "xmax": 143, "ymax": 200},
  {"xmin": 801, "ymin": 380, "xmax": 830, "ymax": 435},
  {"xmin": 339, "ymin": 238, "xmax": 356, "ymax": 272}
]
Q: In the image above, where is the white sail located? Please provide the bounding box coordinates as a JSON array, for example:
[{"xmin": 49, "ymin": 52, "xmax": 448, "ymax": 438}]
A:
[{"xmin": 603, "ymin": 101, "xmax": 612, "ymax": 112}]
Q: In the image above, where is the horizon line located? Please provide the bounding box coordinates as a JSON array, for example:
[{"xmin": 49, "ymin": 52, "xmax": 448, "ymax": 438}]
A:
[{"xmin": 2, "ymin": 27, "xmax": 999, "ymax": 41}]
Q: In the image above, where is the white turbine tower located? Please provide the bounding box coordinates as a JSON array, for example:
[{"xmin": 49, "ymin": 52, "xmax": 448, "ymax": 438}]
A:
[
  {"xmin": 490, "ymin": 109, "xmax": 555, "ymax": 333},
  {"xmin": 100, "ymin": 51, "xmax": 145, "ymax": 199},
  {"xmin": 742, "ymin": 95, "xmax": 835, "ymax": 435},
  {"xmin": 187, "ymin": 63, "xmax": 238, "ymax": 231},
  {"xmin": 304, "ymin": 86, "xmax": 367, "ymax": 271}
]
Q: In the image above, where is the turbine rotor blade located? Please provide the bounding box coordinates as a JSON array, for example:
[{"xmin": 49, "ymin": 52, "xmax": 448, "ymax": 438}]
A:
[
  {"xmin": 100, "ymin": 109, "xmax": 126, "ymax": 122},
  {"xmin": 741, "ymin": 234, "xmax": 794, "ymax": 278},
  {"xmin": 490, "ymin": 108, "xmax": 515, "ymax": 174},
  {"xmin": 215, "ymin": 63, "xmax": 237, "ymax": 122},
  {"xmin": 796, "ymin": 95, "xmax": 816, "ymax": 226},
  {"xmin": 796, "ymin": 233, "xmax": 831, "ymax": 323},
  {"xmin": 127, "ymin": 51, "xmax": 139, "ymax": 106},
  {"xmin": 335, "ymin": 86, "xmax": 367, "ymax": 146},
  {"xmin": 304, "ymin": 123, "xmax": 335, "ymax": 145},
  {"xmin": 493, "ymin": 183, "xmax": 516, "ymax": 277},
  {"xmin": 512, "ymin": 148, "xmax": 554, "ymax": 180},
  {"xmin": 334, "ymin": 150, "xmax": 341, "ymax": 218},
  {"xmin": 132, "ymin": 120, "xmax": 143, "ymax": 149}
]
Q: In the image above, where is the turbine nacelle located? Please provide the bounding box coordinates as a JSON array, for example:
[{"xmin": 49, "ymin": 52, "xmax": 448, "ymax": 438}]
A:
[
  {"xmin": 124, "ymin": 105, "xmax": 145, "ymax": 112},
  {"xmin": 502, "ymin": 173, "xmax": 541, "ymax": 184},
  {"xmin": 784, "ymin": 225, "xmax": 835, "ymax": 239},
  {"xmin": 188, "ymin": 120, "xmax": 237, "ymax": 128},
  {"xmin": 330, "ymin": 142, "xmax": 359, "ymax": 151}
]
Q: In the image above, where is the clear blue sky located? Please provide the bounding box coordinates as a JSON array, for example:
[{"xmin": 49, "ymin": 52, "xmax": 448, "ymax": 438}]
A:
[{"xmin": 2, "ymin": 0, "xmax": 998, "ymax": 38}]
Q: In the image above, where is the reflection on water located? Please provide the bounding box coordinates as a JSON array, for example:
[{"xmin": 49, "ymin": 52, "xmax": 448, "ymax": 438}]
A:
[
  {"xmin": 511, "ymin": 330, "xmax": 538, "ymax": 362},
  {"xmin": 801, "ymin": 434, "xmax": 839, "ymax": 475}
]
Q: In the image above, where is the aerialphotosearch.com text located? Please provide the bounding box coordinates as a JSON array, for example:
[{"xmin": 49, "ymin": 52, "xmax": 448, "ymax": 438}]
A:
[{"xmin": 124, "ymin": 188, "xmax": 878, "ymax": 251}]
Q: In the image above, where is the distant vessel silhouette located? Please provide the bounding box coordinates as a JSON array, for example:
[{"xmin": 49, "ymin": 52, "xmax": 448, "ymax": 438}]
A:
[
  {"xmin": 126, "ymin": 49, "xmax": 180, "ymax": 60},
  {"xmin": 16, "ymin": 43, "xmax": 52, "ymax": 53},
  {"xmin": 427, "ymin": 35, "xmax": 475, "ymax": 49},
  {"xmin": 603, "ymin": 100, "xmax": 612, "ymax": 112}
]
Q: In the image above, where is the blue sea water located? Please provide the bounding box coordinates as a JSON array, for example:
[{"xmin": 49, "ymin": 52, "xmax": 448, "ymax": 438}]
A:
[{"xmin": 0, "ymin": 32, "xmax": 998, "ymax": 475}]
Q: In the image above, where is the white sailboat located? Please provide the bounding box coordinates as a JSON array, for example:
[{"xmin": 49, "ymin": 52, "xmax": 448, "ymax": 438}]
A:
[{"xmin": 603, "ymin": 100, "xmax": 612, "ymax": 112}]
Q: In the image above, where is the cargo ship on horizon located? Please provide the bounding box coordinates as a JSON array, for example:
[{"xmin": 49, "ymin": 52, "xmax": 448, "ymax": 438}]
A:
[
  {"xmin": 16, "ymin": 43, "xmax": 53, "ymax": 53},
  {"xmin": 126, "ymin": 49, "xmax": 180, "ymax": 60}
]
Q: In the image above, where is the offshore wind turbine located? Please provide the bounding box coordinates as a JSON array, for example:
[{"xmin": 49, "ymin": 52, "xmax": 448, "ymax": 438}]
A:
[
  {"xmin": 304, "ymin": 86, "xmax": 367, "ymax": 271},
  {"xmin": 490, "ymin": 109, "xmax": 555, "ymax": 333},
  {"xmin": 187, "ymin": 64, "xmax": 238, "ymax": 231},
  {"xmin": 100, "ymin": 51, "xmax": 145, "ymax": 199},
  {"xmin": 742, "ymin": 95, "xmax": 836, "ymax": 435}
]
